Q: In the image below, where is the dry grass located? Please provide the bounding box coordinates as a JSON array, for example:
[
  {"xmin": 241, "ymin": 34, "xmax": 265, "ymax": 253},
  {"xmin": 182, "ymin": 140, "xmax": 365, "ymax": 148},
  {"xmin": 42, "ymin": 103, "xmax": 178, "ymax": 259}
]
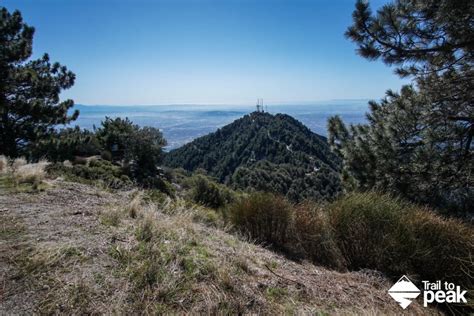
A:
[
  {"xmin": 125, "ymin": 190, "xmax": 145, "ymax": 218},
  {"xmin": 108, "ymin": 197, "xmax": 425, "ymax": 315},
  {"xmin": 0, "ymin": 156, "xmax": 50, "ymax": 192},
  {"xmin": 226, "ymin": 191, "xmax": 473, "ymax": 313},
  {"xmin": 1, "ymin": 180, "xmax": 440, "ymax": 315},
  {"xmin": 293, "ymin": 202, "xmax": 346, "ymax": 270},
  {"xmin": 13, "ymin": 159, "xmax": 49, "ymax": 185},
  {"xmin": 0, "ymin": 155, "xmax": 9, "ymax": 173},
  {"xmin": 11, "ymin": 157, "xmax": 27, "ymax": 171},
  {"xmin": 230, "ymin": 192, "xmax": 292, "ymax": 250}
]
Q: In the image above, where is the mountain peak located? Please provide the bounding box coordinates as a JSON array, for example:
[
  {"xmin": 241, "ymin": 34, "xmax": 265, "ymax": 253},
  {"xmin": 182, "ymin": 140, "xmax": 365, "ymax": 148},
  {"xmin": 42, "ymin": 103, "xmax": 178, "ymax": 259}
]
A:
[{"xmin": 164, "ymin": 112, "xmax": 341, "ymax": 201}]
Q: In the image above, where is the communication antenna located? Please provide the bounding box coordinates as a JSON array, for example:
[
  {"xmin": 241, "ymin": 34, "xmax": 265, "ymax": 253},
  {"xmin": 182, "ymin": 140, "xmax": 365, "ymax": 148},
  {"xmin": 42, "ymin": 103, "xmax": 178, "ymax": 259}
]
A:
[{"xmin": 256, "ymin": 98, "xmax": 265, "ymax": 112}]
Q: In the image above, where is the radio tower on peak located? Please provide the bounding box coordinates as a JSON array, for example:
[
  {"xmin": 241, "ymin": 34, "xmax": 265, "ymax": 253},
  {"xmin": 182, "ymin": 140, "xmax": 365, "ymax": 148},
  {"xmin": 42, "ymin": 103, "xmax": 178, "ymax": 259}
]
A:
[{"xmin": 256, "ymin": 98, "xmax": 264, "ymax": 112}]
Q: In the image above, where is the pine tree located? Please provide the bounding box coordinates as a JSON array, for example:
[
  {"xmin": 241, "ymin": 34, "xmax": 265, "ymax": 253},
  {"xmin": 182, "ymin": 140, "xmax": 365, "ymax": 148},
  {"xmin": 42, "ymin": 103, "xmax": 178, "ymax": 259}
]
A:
[
  {"xmin": 329, "ymin": 0, "xmax": 473, "ymax": 214},
  {"xmin": 0, "ymin": 7, "xmax": 78, "ymax": 158}
]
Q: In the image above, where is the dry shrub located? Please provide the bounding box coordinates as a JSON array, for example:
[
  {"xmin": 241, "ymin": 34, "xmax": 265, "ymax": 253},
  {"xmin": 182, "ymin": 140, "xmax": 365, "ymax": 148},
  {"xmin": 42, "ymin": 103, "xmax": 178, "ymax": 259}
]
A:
[
  {"xmin": 293, "ymin": 202, "xmax": 346, "ymax": 271},
  {"xmin": 327, "ymin": 191, "xmax": 474, "ymax": 311},
  {"xmin": 100, "ymin": 208, "xmax": 122, "ymax": 227},
  {"xmin": 135, "ymin": 214, "xmax": 154, "ymax": 242},
  {"xmin": 0, "ymin": 155, "xmax": 9, "ymax": 173},
  {"xmin": 229, "ymin": 192, "xmax": 292, "ymax": 250},
  {"xmin": 328, "ymin": 192, "xmax": 414, "ymax": 274},
  {"xmin": 11, "ymin": 157, "xmax": 27, "ymax": 171},
  {"xmin": 126, "ymin": 191, "xmax": 144, "ymax": 218},
  {"xmin": 13, "ymin": 159, "xmax": 49, "ymax": 184},
  {"xmin": 406, "ymin": 209, "xmax": 473, "ymax": 293}
]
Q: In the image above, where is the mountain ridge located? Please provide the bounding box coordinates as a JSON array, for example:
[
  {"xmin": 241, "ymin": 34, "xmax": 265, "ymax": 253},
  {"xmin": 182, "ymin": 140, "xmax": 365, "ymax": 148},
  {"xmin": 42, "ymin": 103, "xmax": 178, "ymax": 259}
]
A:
[{"xmin": 164, "ymin": 112, "xmax": 342, "ymax": 201}]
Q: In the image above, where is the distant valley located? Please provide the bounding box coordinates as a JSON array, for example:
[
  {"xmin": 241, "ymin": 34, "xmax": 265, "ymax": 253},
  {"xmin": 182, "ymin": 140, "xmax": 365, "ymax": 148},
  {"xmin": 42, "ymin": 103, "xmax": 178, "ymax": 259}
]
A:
[{"xmin": 71, "ymin": 101, "xmax": 369, "ymax": 150}]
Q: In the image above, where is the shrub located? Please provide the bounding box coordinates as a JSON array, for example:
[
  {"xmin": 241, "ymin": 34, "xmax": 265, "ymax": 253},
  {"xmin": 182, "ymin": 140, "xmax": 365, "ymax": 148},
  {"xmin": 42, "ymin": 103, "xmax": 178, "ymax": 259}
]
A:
[
  {"xmin": 72, "ymin": 156, "xmax": 87, "ymax": 165},
  {"xmin": 406, "ymin": 209, "xmax": 473, "ymax": 293},
  {"xmin": 13, "ymin": 160, "xmax": 49, "ymax": 185},
  {"xmin": 11, "ymin": 157, "xmax": 27, "ymax": 171},
  {"xmin": 47, "ymin": 160, "xmax": 132, "ymax": 189},
  {"xmin": 0, "ymin": 155, "xmax": 8, "ymax": 173},
  {"xmin": 327, "ymin": 192, "xmax": 474, "ymax": 302},
  {"xmin": 100, "ymin": 150, "xmax": 112, "ymax": 161},
  {"xmin": 190, "ymin": 175, "xmax": 233, "ymax": 209},
  {"xmin": 293, "ymin": 202, "xmax": 346, "ymax": 270},
  {"xmin": 327, "ymin": 192, "xmax": 414, "ymax": 275},
  {"xmin": 141, "ymin": 176, "xmax": 175, "ymax": 196},
  {"xmin": 229, "ymin": 192, "xmax": 292, "ymax": 250}
]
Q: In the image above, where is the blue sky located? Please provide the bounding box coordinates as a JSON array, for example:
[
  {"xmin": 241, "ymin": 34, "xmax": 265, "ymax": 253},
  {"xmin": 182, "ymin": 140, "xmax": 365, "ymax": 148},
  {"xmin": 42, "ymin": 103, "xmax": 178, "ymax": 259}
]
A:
[{"xmin": 3, "ymin": 0, "xmax": 407, "ymax": 105}]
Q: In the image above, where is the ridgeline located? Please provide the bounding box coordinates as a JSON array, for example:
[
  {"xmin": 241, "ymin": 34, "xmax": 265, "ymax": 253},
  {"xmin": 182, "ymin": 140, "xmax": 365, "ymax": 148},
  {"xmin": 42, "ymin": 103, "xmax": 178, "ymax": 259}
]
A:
[{"xmin": 164, "ymin": 112, "xmax": 341, "ymax": 201}]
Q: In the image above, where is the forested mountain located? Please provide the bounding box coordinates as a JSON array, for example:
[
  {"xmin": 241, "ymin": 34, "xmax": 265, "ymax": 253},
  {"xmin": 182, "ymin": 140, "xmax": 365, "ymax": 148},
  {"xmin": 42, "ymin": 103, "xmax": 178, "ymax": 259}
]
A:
[{"xmin": 164, "ymin": 112, "xmax": 341, "ymax": 201}]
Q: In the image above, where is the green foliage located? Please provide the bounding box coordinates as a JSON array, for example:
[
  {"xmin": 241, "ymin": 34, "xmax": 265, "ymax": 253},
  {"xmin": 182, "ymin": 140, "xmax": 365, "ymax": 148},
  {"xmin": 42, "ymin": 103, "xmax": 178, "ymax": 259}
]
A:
[
  {"xmin": 31, "ymin": 127, "xmax": 101, "ymax": 162},
  {"xmin": 346, "ymin": 0, "xmax": 472, "ymax": 77},
  {"xmin": 47, "ymin": 159, "xmax": 133, "ymax": 189},
  {"xmin": 229, "ymin": 192, "xmax": 292, "ymax": 250},
  {"xmin": 165, "ymin": 112, "xmax": 341, "ymax": 202},
  {"xmin": 125, "ymin": 127, "xmax": 167, "ymax": 182},
  {"xmin": 95, "ymin": 117, "xmax": 139, "ymax": 162},
  {"xmin": 328, "ymin": 192, "xmax": 416, "ymax": 274},
  {"xmin": 0, "ymin": 7, "xmax": 78, "ymax": 158},
  {"xmin": 232, "ymin": 160, "xmax": 340, "ymax": 202},
  {"xmin": 331, "ymin": 0, "xmax": 474, "ymax": 215},
  {"xmin": 190, "ymin": 175, "xmax": 234, "ymax": 209},
  {"xmin": 96, "ymin": 117, "xmax": 167, "ymax": 186}
]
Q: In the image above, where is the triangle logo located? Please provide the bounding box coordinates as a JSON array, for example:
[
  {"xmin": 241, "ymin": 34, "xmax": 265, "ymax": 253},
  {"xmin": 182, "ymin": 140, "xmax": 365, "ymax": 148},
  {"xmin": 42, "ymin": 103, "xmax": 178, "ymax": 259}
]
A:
[{"xmin": 388, "ymin": 275, "xmax": 421, "ymax": 309}]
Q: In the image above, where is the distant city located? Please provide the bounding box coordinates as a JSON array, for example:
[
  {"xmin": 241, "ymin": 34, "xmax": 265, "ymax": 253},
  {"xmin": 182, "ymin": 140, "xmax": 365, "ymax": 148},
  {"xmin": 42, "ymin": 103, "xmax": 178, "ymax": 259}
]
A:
[{"xmin": 71, "ymin": 100, "xmax": 369, "ymax": 150}]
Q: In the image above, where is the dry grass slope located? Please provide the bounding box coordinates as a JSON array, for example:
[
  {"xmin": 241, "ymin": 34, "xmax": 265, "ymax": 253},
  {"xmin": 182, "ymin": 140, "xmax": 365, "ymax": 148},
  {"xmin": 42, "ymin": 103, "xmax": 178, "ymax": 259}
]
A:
[{"xmin": 0, "ymin": 179, "xmax": 439, "ymax": 315}]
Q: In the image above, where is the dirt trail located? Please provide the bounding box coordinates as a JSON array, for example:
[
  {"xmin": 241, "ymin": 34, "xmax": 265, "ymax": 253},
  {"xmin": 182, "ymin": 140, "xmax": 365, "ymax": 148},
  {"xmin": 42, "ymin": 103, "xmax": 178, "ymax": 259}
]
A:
[{"xmin": 0, "ymin": 180, "xmax": 437, "ymax": 315}]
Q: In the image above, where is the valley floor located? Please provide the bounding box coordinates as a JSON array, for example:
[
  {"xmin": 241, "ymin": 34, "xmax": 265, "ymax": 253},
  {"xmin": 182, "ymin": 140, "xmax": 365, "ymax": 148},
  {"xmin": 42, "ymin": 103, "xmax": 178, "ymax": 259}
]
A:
[{"xmin": 0, "ymin": 179, "xmax": 437, "ymax": 315}]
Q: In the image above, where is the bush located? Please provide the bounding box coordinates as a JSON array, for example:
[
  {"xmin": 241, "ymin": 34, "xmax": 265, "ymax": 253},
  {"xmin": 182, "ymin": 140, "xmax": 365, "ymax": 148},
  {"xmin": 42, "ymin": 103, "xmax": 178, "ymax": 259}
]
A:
[
  {"xmin": 141, "ymin": 176, "xmax": 175, "ymax": 196},
  {"xmin": 72, "ymin": 156, "xmax": 88, "ymax": 165},
  {"xmin": 47, "ymin": 160, "xmax": 132, "ymax": 189},
  {"xmin": 229, "ymin": 192, "xmax": 292, "ymax": 250},
  {"xmin": 190, "ymin": 175, "xmax": 233, "ymax": 209},
  {"xmin": 29, "ymin": 127, "xmax": 101, "ymax": 162},
  {"xmin": 229, "ymin": 190, "xmax": 473, "ymax": 309},
  {"xmin": 328, "ymin": 192, "xmax": 414, "ymax": 274},
  {"xmin": 11, "ymin": 157, "xmax": 27, "ymax": 171},
  {"xmin": 327, "ymin": 192, "xmax": 473, "ymax": 305},
  {"xmin": 406, "ymin": 209, "xmax": 473, "ymax": 293},
  {"xmin": 13, "ymin": 160, "xmax": 49, "ymax": 185},
  {"xmin": 293, "ymin": 202, "xmax": 346, "ymax": 270},
  {"xmin": 100, "ymin": 150, "xmax": 112, "ymax": 161}
]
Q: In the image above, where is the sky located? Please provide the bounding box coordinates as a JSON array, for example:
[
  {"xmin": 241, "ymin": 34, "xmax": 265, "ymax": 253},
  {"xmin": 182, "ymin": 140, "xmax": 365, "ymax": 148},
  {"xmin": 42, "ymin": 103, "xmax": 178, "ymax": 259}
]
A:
[{"xmin": 3, "ymin": 0, "xmax": 407, "ymax": 105}]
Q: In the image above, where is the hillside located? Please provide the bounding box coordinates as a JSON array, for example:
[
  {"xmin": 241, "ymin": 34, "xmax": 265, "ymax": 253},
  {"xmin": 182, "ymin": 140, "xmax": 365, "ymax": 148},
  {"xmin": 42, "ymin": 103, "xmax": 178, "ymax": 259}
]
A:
[
  {"xmin": 164, "ymin": 112, "xmax": 342, "ymax": 201},
  {"xmin": 0, "ymin": 179, "xmax": 435, "ymax": 315}
]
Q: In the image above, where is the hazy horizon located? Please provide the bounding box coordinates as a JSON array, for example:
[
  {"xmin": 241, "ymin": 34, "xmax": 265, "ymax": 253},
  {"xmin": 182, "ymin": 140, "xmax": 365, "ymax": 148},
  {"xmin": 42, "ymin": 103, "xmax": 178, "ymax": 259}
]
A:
[
  {"xmin": 71, "ymin": 101, "xmax": 369, "ymax": 150},
  {"xmin": 74, "ymin": 97, "xmax": 372, "ymax": 107}
]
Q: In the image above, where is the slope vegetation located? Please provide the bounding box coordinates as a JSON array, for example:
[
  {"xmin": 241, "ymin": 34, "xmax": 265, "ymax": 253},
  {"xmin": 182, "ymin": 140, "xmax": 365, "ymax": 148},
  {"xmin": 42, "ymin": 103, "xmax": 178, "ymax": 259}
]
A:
[
  {"xmin": 0, "ymin": 179, "xmax": 436, "ymax": 314},
  {"xmin": 164, "ymin": 112, "xmax": 341, "ymax": 201}
]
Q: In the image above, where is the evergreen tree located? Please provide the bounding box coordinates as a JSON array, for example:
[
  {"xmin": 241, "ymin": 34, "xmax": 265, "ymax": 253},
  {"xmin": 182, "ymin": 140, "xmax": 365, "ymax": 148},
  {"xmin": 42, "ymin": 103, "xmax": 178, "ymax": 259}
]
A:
[
  {"xmin": 329, "ymin": 0, "xmax": 473, "ymax": 213},
  {"xmin": 0, "ymin": 7, "xmax": 78, "ymax": 157},
  {"xmin": 96, "ymin": 117, "xmax": 167, "ymax": 183}
]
